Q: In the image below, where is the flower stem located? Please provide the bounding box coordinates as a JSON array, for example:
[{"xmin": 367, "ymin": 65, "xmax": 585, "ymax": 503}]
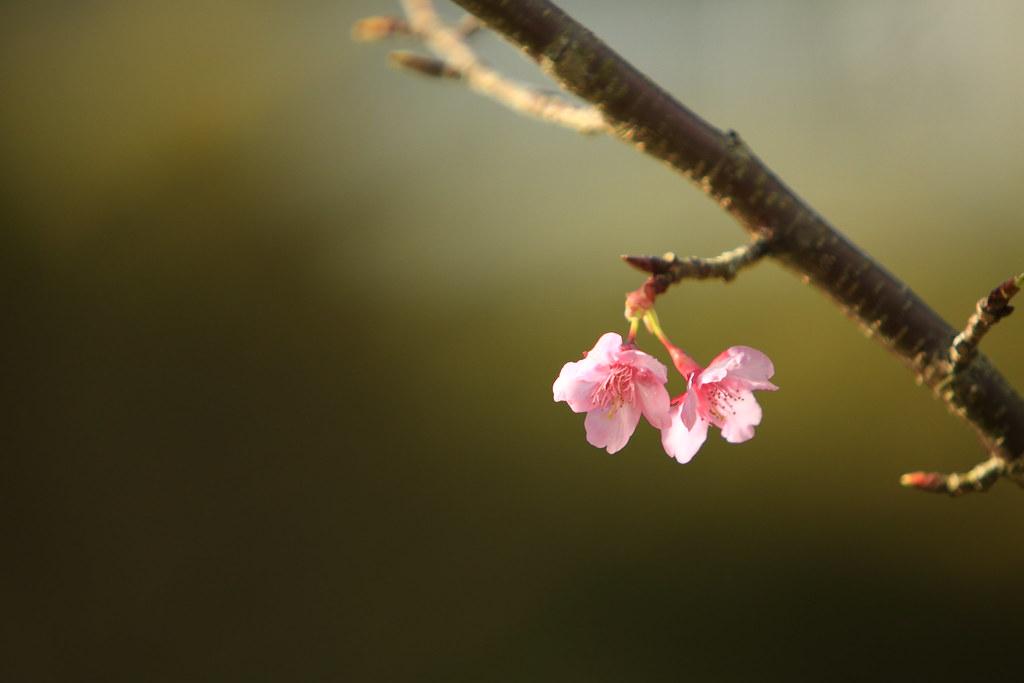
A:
[
  {"xmin": 643, "ymin": 310, "xmax": 701, "ymax": 378},
  {"xmin": 627, "ymin": 316, "xmax": 640, "ymax": 345}
]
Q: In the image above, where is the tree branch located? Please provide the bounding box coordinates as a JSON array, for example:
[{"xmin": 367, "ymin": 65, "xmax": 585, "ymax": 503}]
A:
[
  {"xmin": 355, "ymin": 1, "xmax": 608, "ymax": 133},
  {"xmin": 360, "ymin": 1, "xmax": 1024, "ymax": 492}
]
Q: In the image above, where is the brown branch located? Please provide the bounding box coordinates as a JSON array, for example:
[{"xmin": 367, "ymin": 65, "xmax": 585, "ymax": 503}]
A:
[
  {"xmin": 361, "ymin": 1, "xmax": 1024, "ymax": 493},
  {"xmin": 621, "ymin": 239, "xmax": 770, "ymax": 319},
  {"xmin": 624, "ymin": 239, "xmax": 771, "ymax": 285},
  {"xmin": 894, "ymin": 274, "xmax": 1023, "ymax": 493},
  {"xmin": 949, "ymin": 274, "xmax": 1023, "ymax": 369}
]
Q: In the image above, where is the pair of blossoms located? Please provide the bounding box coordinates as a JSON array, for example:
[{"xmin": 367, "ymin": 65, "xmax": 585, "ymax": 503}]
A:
[{"xmin": 553, "ymin": 308, "xmax": 777, "ymax": 463}]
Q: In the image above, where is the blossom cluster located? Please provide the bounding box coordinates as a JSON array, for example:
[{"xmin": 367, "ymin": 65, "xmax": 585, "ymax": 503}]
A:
[{"xmin": 553, "ymin": 329, "xmax": 777, "ymax": 463}]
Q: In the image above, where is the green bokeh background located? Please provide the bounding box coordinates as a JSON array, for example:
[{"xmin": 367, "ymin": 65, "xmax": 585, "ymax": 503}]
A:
[{"xmin": 4, "ymin": 1, "xmax": 1024, "ymax": 680}]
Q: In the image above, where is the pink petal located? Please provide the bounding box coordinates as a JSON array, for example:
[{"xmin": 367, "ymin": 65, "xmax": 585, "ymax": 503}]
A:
[
  {"xmin": 588, "ymin": 332, "xmax": 624, "ymax": 365},
  {"xmin": 704, "ymin": 346, "xmax": 776, "ymax": 390},
  {"xmin": 679, "ymin": 389, "xmax": 699, "ymax": 430},
  {"xmin": 726, "ymin": 346, "xmax": 777, "ymax": 388},
  {"xmin": 584, "ymin": 403, "xmax": 641, "ymax": 454},
  {"xmin": 553, "ymin": 359, "xmax": 601, "ymax": 411},
  {"xmin": 636, "ymin": 379, "xmax": 671, "ymax": 429},
  {"xmin": 696, "ymin": 362, "xmax": 729, "ymax": 385},
  {"xmin": 617, "ymin": 348, "xmax": 668, "ymax": 383},
  {"xmin": 718, "ymin": 389, "xmax": 763, "ymax": 444},
  {"xmin": 661, "ymin": 405, "xmax": 709, "ymax": 464}
]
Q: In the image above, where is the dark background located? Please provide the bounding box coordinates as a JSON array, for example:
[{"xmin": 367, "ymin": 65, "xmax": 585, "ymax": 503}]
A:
[{"xmin": 4, "ymin": 1, "xmax": 1024, "ymax": 680}]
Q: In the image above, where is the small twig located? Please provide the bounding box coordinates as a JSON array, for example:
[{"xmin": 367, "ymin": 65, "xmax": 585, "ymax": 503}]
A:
[
  {"xmin": 622, "ymin": 239, "xmax": 771, "ymax": 321},
  {"xmin": 900, "ymin": 454, "xmax": 1006, "ymax": 496},
  {"xmin": 354, "ymin": 0, "xmax": 609, "ymax": 134},
  {"xmin": 624, "ymin": 238, "xmax": 770, "ymax": 287},
  {"xmin": 904, "ymin": 272, "xmax": 1023, "ymax": 495},
  {"xmin": 949, "ymin": 273, "xmax": 1023, "ymax": 369}
]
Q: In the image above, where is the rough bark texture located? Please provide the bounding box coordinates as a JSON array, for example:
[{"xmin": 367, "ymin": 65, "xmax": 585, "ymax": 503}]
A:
[{"xmin": 451, "ymin": 0, "xmax": 1024, "ymax": 464}]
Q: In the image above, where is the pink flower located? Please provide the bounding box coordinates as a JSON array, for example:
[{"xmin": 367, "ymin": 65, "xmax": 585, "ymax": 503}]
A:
[
  {"xmin": 553, "ymin": 332, "xmax": 671, "ymax": 454},
  {"xmin": 661, "ymin": 346, "xmax": 778, "ymax": 464}
]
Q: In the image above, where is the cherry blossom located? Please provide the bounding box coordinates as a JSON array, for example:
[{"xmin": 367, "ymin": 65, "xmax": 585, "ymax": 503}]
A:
[
  {"xmin": 553, "ymin": 332, "xmax": 671, "ymax": 454},
  {"xmin": 661, "ymin": 346, "xmax": 778, "ymax": 463}
]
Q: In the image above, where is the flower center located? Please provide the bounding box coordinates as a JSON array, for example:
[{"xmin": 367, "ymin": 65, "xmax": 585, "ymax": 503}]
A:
[
  {"xmin": 705, "ymin": 382, "xmax": 741, "ymax": 422},
  {"xmin": 592, "ymin": 363, "xmax": 637, "ymax": 413}
]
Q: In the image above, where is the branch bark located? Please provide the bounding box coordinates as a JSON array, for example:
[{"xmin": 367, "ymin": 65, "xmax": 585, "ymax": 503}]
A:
[{"xmin": 374, "ymin": 1, "xmax": 1024, "ymax": 488}]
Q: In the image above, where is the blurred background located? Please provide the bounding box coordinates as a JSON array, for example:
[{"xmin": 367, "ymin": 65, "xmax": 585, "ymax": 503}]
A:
[{"xmin": 3, "ymin": 1, "xmax": 1024, "ymax": 680}]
